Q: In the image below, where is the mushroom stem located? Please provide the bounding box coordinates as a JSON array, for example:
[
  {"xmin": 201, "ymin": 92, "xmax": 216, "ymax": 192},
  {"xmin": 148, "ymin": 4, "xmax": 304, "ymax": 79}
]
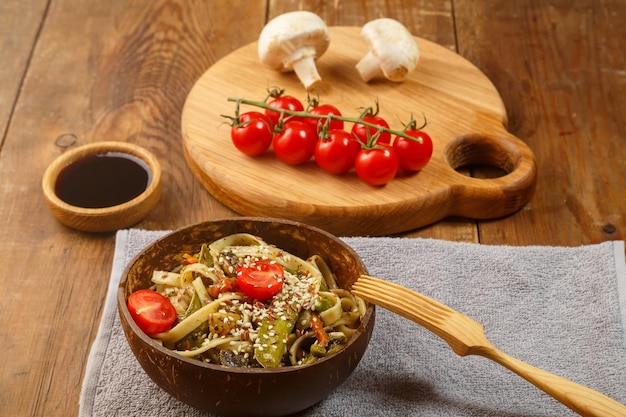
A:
[
  {"xmin": 291, "ymin": 55, "xmax": 322, "ymax": 90},
  {"xmin": 355, "ymin": 51, "xmax": 383, "ymax": 82}
]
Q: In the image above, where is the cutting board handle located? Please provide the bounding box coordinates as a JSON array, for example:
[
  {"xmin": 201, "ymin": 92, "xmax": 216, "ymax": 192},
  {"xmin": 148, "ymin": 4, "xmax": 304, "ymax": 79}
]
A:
[{"xmin": 444, "ymin": 131, "xmax": 537, "ymax": 220}]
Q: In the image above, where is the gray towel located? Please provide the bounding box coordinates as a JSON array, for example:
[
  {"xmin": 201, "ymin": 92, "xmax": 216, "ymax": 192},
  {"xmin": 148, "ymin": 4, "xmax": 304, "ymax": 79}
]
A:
[{"xmin": 80, "ymin": 229, "xmax": 626, "ymax": 417}]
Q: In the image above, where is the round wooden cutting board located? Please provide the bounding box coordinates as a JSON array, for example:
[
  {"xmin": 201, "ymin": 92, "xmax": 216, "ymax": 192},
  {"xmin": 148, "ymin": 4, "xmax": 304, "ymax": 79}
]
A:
[{"xmin": 181, "ymin": 27, "xmax": 537, "ymax": 236}]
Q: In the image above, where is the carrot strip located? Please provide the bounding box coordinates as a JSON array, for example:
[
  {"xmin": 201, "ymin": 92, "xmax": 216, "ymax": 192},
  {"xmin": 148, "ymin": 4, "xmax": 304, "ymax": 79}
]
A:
[
  {"xmin": 310, "ymin": 312, "xmax": 330, "ymax": 347},
  {"xmin": 182, "ymin": 253, "xmax": 198, "ymax": 264}
]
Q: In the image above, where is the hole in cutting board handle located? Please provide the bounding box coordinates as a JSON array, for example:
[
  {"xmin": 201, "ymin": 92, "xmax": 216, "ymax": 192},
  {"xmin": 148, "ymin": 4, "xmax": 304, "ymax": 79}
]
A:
[{"xmin": 445, "ymin": 134, "xmax": 521, "ymax": 179}]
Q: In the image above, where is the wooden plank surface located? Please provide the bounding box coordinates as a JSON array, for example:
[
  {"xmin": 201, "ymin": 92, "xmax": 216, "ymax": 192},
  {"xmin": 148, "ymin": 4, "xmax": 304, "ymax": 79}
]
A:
[
  {"xmin": 454, "ymin": 0, "xmax": 626, "ymax": 245},
  {"xmin": 0, "ymin": 1, "xmax": 624, "ymax": 416},
  {"xmin": 0, "ymin": 1, "xmax": 260, "ymax": 415},
  {"xmin": 0, "ymin": 1, "xmax": 48, "ymax": 140},
  {"xmin": 182, "ymin": 27, "xmax": 537, "ymax": 236}
]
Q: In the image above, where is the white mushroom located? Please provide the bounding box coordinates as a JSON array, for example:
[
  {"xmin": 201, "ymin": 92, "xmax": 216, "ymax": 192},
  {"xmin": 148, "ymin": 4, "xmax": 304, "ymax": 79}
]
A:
[
  {"xmin": 355, "ymin": 18, "xmax": 420, "ymax": 83},
  {"xmin": 258, "ymin": 11, "xmax": 330, "ymax": 90}
]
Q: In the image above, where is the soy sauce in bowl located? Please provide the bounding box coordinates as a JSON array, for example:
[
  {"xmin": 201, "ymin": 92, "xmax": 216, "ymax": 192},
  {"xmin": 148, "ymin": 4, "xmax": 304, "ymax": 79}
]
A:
[
  {"xmin": 42, "ymin": 141, "xmax": 162, "ymax": 232},
  {"xmin": 55, "ymin": 152, "xmax": 151, "ymax": 208}
]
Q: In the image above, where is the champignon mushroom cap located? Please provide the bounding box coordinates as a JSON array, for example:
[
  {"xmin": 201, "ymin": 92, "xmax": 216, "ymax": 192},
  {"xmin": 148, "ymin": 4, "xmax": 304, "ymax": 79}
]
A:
[
  {"xmin": 258, "ymin": 11, "xmax": 330, "ymax": 90},
  {"xmin": 356, "ymin": 18, "xmax": 420, "ymax": 83}
]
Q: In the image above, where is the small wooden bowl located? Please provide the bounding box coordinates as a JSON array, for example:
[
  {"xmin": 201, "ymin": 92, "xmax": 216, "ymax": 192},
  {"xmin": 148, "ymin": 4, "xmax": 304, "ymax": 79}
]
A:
[{"xmin": 42, "ymin": 141, "xmax": 161, "ymax": 232}]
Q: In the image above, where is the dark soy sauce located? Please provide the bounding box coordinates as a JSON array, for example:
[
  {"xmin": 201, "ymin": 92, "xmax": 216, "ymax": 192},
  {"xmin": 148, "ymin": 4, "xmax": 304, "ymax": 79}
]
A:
[{"xmin": 55, "ymin": 152, "xmax": 151, "ymax": 208}]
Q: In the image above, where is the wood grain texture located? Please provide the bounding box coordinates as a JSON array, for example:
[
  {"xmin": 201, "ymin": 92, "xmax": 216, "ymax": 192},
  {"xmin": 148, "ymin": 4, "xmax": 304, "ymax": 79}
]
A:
[
  {"xmin": 0, "ymin": 1, "xmax": 48, "ymax": 140},
  {"xmin": 454, "ymin": 0, "xmax": 626, "ymax": 245},
  {"xmin": 268, "ymin": 0, "xmax": 458, "ymax": 50},
  {"xmin": 0, "ymin": 1, "xmax": 624, "ymax": 416},
  {"xmin": 182, "ymin": 27, "xmax": 537, "ymax": 236},
  {"xmin": 0, "ymin": 1, "xmax": 262, "ymax": 416}
]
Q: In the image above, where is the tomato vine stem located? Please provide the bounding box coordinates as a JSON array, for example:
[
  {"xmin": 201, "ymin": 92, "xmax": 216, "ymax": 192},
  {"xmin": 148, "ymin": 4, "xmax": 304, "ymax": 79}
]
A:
[{"xmin": 227, "ymin": 97, "xmax": 425, "ymax": 144}]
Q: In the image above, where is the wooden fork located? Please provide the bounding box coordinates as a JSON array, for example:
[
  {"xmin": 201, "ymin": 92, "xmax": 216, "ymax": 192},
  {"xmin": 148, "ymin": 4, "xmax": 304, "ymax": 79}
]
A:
[{"xmin": 351, "ymin": 275, "xmax": 626, "ymax": 417}]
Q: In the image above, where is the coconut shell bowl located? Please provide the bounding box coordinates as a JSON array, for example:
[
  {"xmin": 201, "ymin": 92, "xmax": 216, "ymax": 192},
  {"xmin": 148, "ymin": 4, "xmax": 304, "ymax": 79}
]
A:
[{"xmin": 117, "ymin": 218, "xmax": 375, "ymax": 417}]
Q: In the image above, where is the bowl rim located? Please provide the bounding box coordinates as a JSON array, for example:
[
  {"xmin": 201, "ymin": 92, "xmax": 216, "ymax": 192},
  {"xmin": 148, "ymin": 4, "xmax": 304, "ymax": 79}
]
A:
[
  {"xmin": 117, "ymin": 217, "xmax": 375, "ymax": 374},
  {"xmin": 42, "ymin": 141, "xmax": 162, "ymax": 215}
]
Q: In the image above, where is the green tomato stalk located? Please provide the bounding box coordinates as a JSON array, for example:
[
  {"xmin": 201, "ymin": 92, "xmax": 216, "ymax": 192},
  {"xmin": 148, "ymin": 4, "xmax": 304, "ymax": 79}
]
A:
[{"xmin": 226, "ymin": 96, "xmax": 427, "ymax": 147}]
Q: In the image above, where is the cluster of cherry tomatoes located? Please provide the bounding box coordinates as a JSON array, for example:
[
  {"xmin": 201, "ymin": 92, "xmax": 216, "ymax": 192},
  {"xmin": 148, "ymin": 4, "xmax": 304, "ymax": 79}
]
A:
[{"xmin": 228, "ymin": 91, "xmax": 433, "ymax": 186}]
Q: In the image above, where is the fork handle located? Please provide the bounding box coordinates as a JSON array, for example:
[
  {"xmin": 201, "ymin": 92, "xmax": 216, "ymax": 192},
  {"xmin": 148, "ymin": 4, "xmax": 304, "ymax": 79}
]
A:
[{"xmin": 478, "ymin": 345, "xmax": 626, "ymax": 417}]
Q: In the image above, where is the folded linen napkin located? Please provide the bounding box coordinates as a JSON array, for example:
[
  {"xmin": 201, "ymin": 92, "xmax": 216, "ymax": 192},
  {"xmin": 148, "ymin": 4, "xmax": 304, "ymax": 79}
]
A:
[{"xmin": 80, "ymin": 229, "xmax": 626, "ymax": 417}]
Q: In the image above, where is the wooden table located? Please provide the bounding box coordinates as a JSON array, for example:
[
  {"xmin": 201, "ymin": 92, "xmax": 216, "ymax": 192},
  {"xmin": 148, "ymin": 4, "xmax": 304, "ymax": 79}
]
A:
[{"xmin": 1, "ymin": 1, "xmax": 624, "ymax": 415}]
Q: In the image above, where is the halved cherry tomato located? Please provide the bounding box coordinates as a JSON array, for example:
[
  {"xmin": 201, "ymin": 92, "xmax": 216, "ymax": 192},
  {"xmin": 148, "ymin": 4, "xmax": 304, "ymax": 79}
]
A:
[
  {"xmin": 265, "ymin": 95, "xmax": 304, "ymax": 127},
  {"xmin": 236, "ymin": 260, "xmax": 284, "ymax": 301},
  {"xmin": 393, "ymin": 130, "xmax": 433, "ymax": 172},
  {"xmin": 352, "ymin": 114, "xmax": 391, "ymax": 145},
  {"xmin": 314, "ymin": 129, "xmax": 361, "ymax": 174},
  {"xmin": 127, "ymin": 289, "xmax": 177, "ymax": 337},
  {"xmin": 354, "ymin": 146, "xmax": 399, "ymax": 186},
  {"xmin": 305, "ymin": 104, "xmax": 344, "ymax": 134},
  {"xmin": 272, "ymin": 120, "xmax": 317, "ymax": 165},
  {"xmin": 230, "ymin": 111, "xmax": 274, "ymax": 156}
]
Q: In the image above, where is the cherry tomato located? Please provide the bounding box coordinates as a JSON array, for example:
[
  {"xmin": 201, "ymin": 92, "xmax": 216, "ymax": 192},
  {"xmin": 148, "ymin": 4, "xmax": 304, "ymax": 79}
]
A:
[
  {"xmin": 314, "ymin": 129, "xmax": 361, "ymax": 174},
  {"xmin": 305, "ymin": 104, "xmax": 344, "ymax": 134},
  {"xmin": 352, "ymin": 114, "xmax": 391, "ymax": 145},
  {"xmin": 127, "ymin": 289, "xmax": 177, "ymax": 337},
  {"xmin": 230, "ymin": 111, "xmax": 273, "ymax": 156},
  {"xmin": 354, "ymin": 146, "xmax": 399, "ymax": 186},
  {"xmin": 393, "ymin": 130, "xmax": 434, "ymax": 172},
  {"xmin": 272, "ymin": 120, "xmax": 317, "ymax": 165},
  {"xmin": 265, "ymin": 95, "xmax": 304, "ymax": 127},
  {"xmin": 236, "ymin": 260, "xmax": 284, "ymax": 301}
]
